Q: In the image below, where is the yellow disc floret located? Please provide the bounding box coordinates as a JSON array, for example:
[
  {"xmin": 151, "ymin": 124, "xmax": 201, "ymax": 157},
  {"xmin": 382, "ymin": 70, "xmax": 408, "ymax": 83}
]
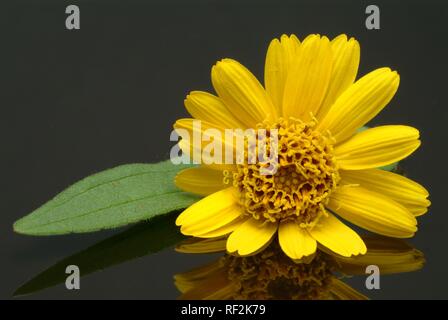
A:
[
  {"xmin": 225, "ymin": 244, "xmax": 335, "ymax": 300},
  {"xmin": 233, "ymin": 118, "xmax": 340, "ymax": 226}
]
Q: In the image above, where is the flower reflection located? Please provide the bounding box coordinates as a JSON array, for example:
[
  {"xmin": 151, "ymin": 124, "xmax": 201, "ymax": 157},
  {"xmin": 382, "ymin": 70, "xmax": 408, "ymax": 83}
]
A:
[{"xmin": 174, "ymin": 235, "xmax": 424, "ymax": 300}]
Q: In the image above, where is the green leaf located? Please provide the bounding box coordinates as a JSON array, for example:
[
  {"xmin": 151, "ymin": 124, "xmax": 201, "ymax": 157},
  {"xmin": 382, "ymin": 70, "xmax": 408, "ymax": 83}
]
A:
[
  {"xmin": 14, "ymin": 160, "xmax": 199, "ymax": 235},
  {"xmin": 14, "ymin": 212, "xmax": 185, "ymax": 296},
  {"xmin": 379, "ymin": 162, "xmax": 399, "ymax": 172}
]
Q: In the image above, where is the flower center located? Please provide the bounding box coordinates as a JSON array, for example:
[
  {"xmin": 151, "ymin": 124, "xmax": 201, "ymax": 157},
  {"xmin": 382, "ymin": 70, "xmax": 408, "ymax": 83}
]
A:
[
  {"xmin": 233, "ymin": 118, "xmax": 339, "ymax": 225},
  {"xmin": 225, "ymin": 244, "xmax": 335, "ymax": 300}
]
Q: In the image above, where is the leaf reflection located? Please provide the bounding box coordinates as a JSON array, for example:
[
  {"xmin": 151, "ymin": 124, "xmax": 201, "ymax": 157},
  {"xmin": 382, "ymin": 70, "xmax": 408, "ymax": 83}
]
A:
[{"xmin": 14, "ymin": 212, "xmax": 185, "ymax": 296}]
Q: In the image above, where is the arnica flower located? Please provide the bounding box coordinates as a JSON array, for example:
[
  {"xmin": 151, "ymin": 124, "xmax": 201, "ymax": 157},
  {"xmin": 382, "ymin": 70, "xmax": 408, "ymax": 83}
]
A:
[
  {"xmin": 174, "ymin": 236, "xmax": 425, "ymax": 300},
  {"xmin": 174, "ymin": 34, "xmax": 430, "ymax": 260}
]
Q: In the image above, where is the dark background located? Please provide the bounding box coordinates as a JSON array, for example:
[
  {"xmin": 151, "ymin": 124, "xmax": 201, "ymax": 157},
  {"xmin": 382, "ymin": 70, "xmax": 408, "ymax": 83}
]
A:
[{"xmin": 1, "ymin": 0, "xmax": 447, "ymax": 299}]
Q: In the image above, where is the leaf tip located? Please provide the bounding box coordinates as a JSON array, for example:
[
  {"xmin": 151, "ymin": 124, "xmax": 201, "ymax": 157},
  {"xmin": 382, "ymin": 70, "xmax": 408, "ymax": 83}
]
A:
[
  {"xmin": 13, "ymin": 219, "xmax": 26, "ymax": 235},
  {"xmin": 13, "ymin": 217, "xmax": 36, "ymax": 236},
  {"xmin": 12, "ymin": 288, "xmax": 26, "ymax": 297}
]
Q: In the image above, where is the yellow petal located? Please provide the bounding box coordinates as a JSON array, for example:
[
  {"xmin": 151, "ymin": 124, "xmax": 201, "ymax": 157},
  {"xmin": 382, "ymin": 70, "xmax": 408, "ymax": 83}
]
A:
[
  {"xmin": 176, "ymin": 237, "xmax": 227, "ymax": 254},
  {"xmin": 403, "ymin": 204, "xmax": 430, "ymax": 217},
  {"xmin": 341, "ymin": 169, "xmax": 430, "ymax": 216},
  {"xmin": 278, "ymin": 220, "xmax": 317, "ymax": 260},
  {"xmin": 226, "ymin": 218, "xmax": 278, "ymax": 256},
  {"xmin": 174, "ymin": 118, "xmax": 238, "ymax": 170},
  {"xmin": 177, "ymin": 139, "xmax": 236, "ymax": 172},
  {"xmin": 176, "ymin": 187, "xmax": 238, "ymax": 226},
  {"xmin": 317, "ymin": 35, "xmax": 360, "ymax": 120},
  {"xmin": 174, "ymin": 260, "xmax": 224, "ymax": 293},
  {"xmin": 282, "ymin": 34, "xmax": 333, "ymax": 121},
  {"xmin": 174, "ymin": 118, "xmax": 232, "ymax": 149},
  {"xmin": 328, "ymin": 186, "xmax": 417, "ymax": 238},
  {"xmin": 180, "ymin": 203, "xmax": 243, "ymax": 237},
  {"xmin": 184, "ymin": 91, "xmax": 246, "ymax": 129},
  {"xmin": 335, "ymin": 125, "xmax": 421, "ymax": 170},
  {"xmin": 175, "ymin": 166, "xmax": 228, "ymax": 196},
  {"xmin": 212, "ymin": 58, "xmax": 276, "ymax": 127},
  {"xmin": 308, "ymin": 212, "xmax": 366, "ymax": 257},
  {"xmin": 329, "ymin": 279, "xmax": 368, "ymax": 300},
  {"xmin": 264, "ymin": 34, "xmax": 300, "ymax": 115},
  {"xmin": 198, "ymin": 216, "xmax": 248, "ymax": 238},
  {"xmin": 333, "ymin": 235, "xmax": 425, "ymax": 275},
  {"xmin": 175, "ymin": 260, "xmax": 223, "ymax": 283},
  {"xmin": 178, "ymin": 276, "xmax": 236, "ymax": 300},
  {"xmin": 317, "ymin": 67, "xmax": 400, "ymax": 142}
]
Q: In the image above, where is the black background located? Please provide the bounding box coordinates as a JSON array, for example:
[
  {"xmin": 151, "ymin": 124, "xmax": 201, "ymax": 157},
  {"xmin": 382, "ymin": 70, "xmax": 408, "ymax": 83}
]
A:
[{"xmin": 1, "ymin": 0, "xmax": 447, "ymax": 299}]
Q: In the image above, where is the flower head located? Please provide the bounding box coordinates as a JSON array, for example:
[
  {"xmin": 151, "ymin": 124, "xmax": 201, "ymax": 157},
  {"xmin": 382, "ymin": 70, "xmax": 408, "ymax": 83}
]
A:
[{"xmin": 174, "ymin": 34, "xmax": 430, "ymax": 260}]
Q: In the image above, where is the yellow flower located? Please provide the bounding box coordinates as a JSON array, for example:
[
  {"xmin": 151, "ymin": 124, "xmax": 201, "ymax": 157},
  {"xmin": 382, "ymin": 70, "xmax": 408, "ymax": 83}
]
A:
[
  {"xmin": 174, "ymin": 34, "xmax": 430, "ymax": 260},
  {"xmin": 174, "ymin": 236, "xmax": 425, "ymax": 300}
]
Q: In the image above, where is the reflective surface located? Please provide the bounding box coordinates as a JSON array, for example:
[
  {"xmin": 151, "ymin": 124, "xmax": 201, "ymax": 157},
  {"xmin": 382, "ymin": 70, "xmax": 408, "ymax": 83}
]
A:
[
  {"xmin": 2, "ymin": 0, "xmax": 447, "ymax": 299},
  {"xmin": 175, "ymin": 236, "xmax": 424, "ymax": 300},
  {"xmin": 12, "ymin": 214, "xmax": 426, "ymax": 299}
]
